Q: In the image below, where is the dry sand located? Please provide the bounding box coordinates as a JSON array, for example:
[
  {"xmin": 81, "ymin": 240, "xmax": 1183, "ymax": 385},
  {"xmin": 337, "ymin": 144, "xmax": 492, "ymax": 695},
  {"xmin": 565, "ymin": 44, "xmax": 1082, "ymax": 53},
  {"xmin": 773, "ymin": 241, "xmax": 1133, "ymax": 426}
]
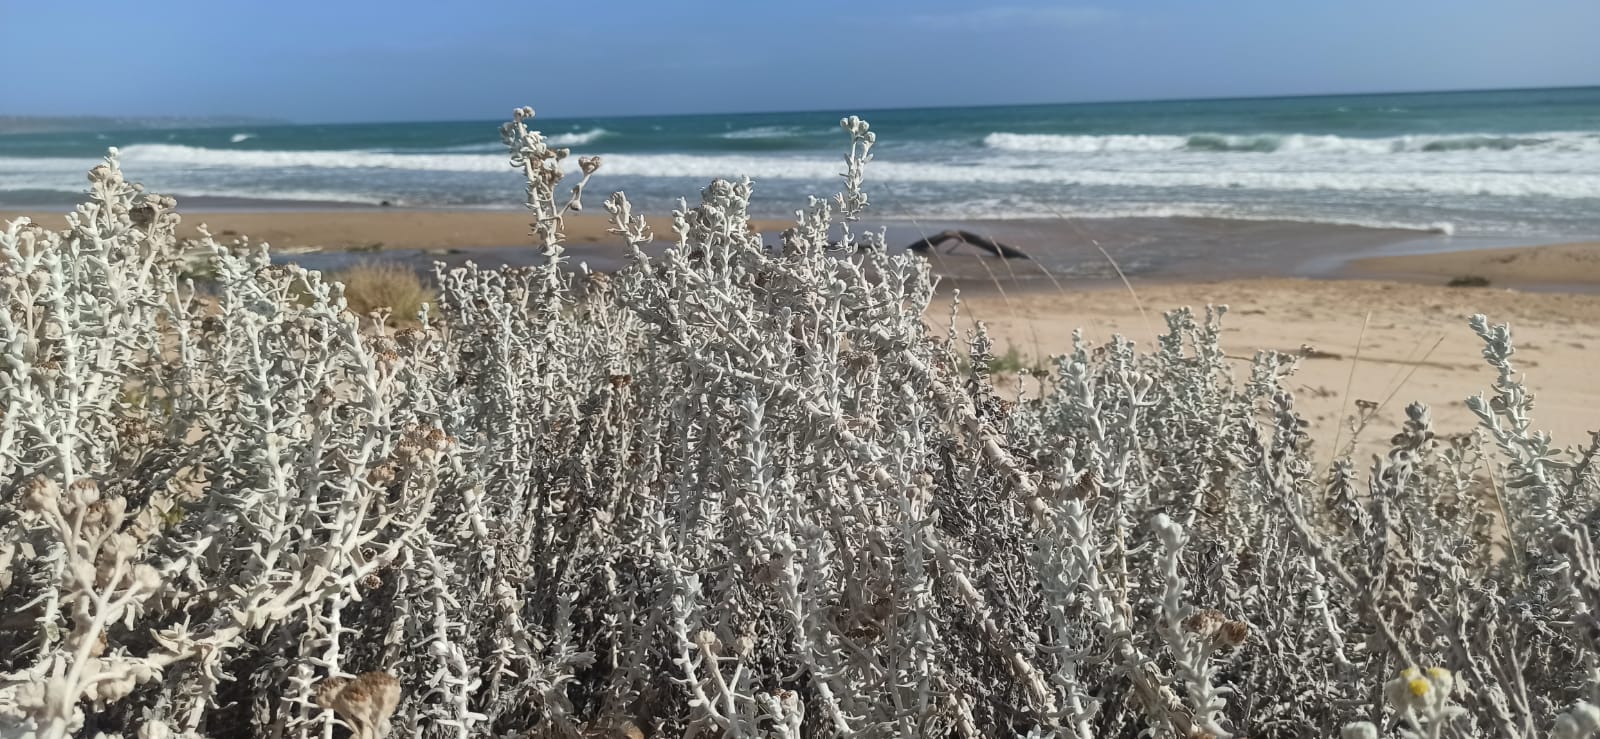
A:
[
  {"xmin": 954, "ymin": 278, "xmax": 1600, "ymax": 459},
  {"xmin": 1348, "ymin": 241, "xmax": 1600, "ymax": 289}
]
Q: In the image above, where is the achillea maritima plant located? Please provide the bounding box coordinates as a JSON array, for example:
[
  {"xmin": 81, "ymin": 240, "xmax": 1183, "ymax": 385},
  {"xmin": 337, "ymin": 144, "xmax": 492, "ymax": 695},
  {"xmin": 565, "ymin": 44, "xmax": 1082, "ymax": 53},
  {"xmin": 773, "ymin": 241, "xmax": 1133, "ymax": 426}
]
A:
[{"xmin": 2, "ymin": 108, "xmax": 1598, "ymax": 739}]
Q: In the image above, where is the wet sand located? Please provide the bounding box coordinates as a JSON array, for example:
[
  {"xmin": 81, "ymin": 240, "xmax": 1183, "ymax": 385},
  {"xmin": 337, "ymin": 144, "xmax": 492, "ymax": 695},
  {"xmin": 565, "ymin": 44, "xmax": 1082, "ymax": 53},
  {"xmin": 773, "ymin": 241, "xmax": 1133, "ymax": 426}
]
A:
[
  {"xmin": 264, "ymin": 215, "xmax": 1461, "ymax": 284},
  {"xmin": 1, "ymin": 208, "xmax": 1459, "ymax": 278},
  {"xmin": 874, "ymin": 217, "xmax": 1456, "ymax": 285}
]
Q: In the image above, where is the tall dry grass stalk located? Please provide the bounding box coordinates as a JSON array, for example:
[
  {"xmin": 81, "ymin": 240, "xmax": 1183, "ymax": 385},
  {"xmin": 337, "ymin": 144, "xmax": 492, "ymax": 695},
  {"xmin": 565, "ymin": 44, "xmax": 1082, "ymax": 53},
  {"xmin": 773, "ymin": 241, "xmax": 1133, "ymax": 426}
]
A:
[{"xmin": 333, "ymin": 260, "xmax": 435, "ymax": 325}]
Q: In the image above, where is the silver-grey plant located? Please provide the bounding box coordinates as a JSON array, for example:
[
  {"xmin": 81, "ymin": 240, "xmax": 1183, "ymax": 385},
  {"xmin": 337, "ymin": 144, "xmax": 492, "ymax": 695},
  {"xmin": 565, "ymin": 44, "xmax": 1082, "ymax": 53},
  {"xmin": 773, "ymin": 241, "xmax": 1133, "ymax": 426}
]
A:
[{"xmin": 2, "ymin": 107, "xmax": 1598, "ymax": 739}]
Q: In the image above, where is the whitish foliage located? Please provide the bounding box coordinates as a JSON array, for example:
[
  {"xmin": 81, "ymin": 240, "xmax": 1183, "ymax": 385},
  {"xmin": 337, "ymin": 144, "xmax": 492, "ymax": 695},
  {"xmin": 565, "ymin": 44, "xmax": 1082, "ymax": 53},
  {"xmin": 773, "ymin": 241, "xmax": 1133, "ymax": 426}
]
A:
[{"xmin": 2, "ymin": 110, "xmax": 1599, "ymax": 739}]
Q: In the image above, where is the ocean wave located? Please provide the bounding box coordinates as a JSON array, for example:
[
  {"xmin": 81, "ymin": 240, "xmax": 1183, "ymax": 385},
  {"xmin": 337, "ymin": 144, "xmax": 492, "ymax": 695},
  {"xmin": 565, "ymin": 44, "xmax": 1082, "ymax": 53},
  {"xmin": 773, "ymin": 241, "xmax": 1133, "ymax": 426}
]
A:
[
  {"xmin": 229, "ymin": 133, "xmax": 255, "ymax": 144},
  {"xmin": 0, "ymin": 183, "xmax": 383, "ymax": 205},
  {"xmin": 586, "ymin": 154, "xmax": 1600, "ymax": 198},
  {"xmin": 432, "ymin": 142, "xmax": 504, "ymax": 153},
  {"xmin": 7, "ymin": 144, "xmax": 1600, "ymax": 200},
  {"xmin": 179, "ymin": 187, "xmax": 385, "ymax": 204},
  {"xmin": 546, "ymin": 128, "xmax": 609, "ymax": 146},
  {"xmin": 0, "ymin": 173, "xmax": 1461, "ymax": 235},
  {"xmin": 719, "ymin": 125, "xmax": 810, "ymax": 140},
  {"xmin": 107, "ymin": 144, "xmax": 511, "ymax": 172},
  {"xmin": 984, "ymin": 130, "xmax": 1600, "ymax": 154},
  {"xmin": 982, "ymin": 133, "xmax": 1188, "ymax": 153},
  {"xmin": 905, "ymin": 200, "xmax": 1456, "ymax": 235}
]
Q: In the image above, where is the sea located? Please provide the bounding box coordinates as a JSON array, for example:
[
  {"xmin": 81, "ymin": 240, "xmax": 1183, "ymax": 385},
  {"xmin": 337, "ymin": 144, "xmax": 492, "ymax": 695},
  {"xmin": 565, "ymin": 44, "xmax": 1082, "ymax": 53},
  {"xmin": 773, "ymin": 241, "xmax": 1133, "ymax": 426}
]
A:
[{"xmin": 4, "ymin": 87, "xmax": 1600, "ymax": 242}]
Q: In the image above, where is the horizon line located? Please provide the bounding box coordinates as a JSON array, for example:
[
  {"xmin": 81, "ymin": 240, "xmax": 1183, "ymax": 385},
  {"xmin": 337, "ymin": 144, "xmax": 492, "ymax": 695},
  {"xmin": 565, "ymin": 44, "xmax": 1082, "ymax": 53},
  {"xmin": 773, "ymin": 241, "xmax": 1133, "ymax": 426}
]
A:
[
  {"xmin": 541, "ymin": 82, "xmax": 1600, "ymax": 125},
  {"xmin": 6, "ymin": 83, "xmax": 1596, "ymax": 130}
]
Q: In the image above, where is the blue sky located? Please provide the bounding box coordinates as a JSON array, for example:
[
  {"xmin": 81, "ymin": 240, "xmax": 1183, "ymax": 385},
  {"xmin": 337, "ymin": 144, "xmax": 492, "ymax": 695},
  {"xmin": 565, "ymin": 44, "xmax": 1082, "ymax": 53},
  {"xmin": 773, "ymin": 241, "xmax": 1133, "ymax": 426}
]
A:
[{"xmin": 3, "ymin": 0, "xmax": 1597, "ymax": 122}]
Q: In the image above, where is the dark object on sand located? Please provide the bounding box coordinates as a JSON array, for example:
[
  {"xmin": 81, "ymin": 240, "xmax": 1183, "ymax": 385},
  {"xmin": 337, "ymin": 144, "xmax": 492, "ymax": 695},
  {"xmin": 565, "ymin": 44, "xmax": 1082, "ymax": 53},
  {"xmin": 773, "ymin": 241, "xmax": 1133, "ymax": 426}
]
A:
[
  {"xmin": 379, "ymin": 200, "xmax": 393, "ymax": 207},
  {"xmin": 780, "ymin": 230, "xmax": 1029, "ymax": 259},
  {"xmin": 903, "ymin": 230, "xmax": 1030, "ymax": 259},
  {"xmin": 1447, "ymin": 275, "xmax": 1491, "ymax": 288}
]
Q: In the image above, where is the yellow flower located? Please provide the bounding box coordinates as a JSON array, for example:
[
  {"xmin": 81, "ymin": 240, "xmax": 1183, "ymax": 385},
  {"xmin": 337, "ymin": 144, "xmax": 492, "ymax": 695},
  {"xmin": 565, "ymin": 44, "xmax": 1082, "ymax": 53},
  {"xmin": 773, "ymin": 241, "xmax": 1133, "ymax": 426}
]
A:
[
  {"xmin": 1408, "ymin": 678, "xmax": 1431, "ymax": 697},
  {"xmin": 1401, "ymin": 666, "xmax": 1420, "ymax": 680}
]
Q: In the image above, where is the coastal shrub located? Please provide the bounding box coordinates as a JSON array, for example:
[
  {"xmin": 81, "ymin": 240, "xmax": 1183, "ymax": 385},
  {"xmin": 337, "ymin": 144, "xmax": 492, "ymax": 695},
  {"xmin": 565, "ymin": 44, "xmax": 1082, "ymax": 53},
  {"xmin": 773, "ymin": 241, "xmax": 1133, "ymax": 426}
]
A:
[{"xmin": 2, "ymin": 111, "xmax": 1599, "ymax": 739}]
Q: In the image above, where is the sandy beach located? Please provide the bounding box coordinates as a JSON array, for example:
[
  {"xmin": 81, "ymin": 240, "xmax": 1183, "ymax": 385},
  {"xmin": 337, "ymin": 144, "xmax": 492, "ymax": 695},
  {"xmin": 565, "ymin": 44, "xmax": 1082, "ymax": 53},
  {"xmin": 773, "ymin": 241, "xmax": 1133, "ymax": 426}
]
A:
[
  {"xmin": 952, "ymin": 278, "xmax": 1600, "ymax": 460},
  {"xmin": 5, "ymin": 207, "xmax": 1596, "ymax": 456},
  {"xmin": 1348, "ymin": 240, "xmax": 1600, "ymax": 290}
]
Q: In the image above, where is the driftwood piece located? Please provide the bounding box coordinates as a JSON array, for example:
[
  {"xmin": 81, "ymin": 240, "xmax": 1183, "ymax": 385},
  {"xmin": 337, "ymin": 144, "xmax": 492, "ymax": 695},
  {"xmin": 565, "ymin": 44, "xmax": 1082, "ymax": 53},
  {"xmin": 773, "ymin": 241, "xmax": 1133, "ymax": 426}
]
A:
[{"xmin": 903, "ymin": 229, "xmax": 1030, "ymax": 259}]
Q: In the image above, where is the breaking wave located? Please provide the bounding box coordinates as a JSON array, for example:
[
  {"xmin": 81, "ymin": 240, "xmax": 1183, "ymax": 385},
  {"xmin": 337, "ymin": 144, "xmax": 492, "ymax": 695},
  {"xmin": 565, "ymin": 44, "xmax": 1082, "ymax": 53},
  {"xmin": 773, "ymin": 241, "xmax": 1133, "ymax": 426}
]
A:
[
  {"xmin": 719, "ymin": 126, "xmax": 810, "ymax": 140},
  {"xmin": 545, "ymin": 128, "xmax": 610, "ymax": 146},
  {"xmin": 983, "ymin": 130, "xmax": 1600, "ymax": 154},
  {"xmin": 108, "ymin": 145, "xmax": 509, "ymax": 171},
  {"xmin": 4, "ymin": 145, "xmax": 1599, "ymax": 199},
  {"xmin": 902, "ymin": 199, "xmax": 1457, "ymax": 235}
]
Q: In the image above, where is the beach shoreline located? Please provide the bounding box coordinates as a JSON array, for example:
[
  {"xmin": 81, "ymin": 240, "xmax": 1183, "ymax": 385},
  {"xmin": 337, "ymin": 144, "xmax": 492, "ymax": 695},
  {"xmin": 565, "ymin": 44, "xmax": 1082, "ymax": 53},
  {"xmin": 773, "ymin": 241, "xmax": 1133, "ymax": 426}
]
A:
[
  {"xmin": 5, "ymin": 205, "xmax": 1597, "ymax": 456},
  {"xmin": 6, "ymin": 207, "xmax": 1589, "ymax": 287}
]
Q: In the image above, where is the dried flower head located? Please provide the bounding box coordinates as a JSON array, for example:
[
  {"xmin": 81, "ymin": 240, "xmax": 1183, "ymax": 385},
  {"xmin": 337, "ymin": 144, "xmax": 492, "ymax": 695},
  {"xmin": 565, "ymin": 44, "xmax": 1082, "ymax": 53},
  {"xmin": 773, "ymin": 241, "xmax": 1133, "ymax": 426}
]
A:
[
  {"xmin": 1216, "ymin": 620, "xmax": 1250, "ymax": 648},
  {"xmin": 315, "ymin": 672, "xmax": 400, "ymax": 739}
]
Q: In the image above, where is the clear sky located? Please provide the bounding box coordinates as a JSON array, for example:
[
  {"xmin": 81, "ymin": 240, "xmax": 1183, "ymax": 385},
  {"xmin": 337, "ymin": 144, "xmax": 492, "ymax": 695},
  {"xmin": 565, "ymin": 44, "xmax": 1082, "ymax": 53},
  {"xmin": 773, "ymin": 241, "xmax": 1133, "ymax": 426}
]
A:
[{"xmin": 3, "ymin": 0, "xmax": 1597, "ymax": 122}]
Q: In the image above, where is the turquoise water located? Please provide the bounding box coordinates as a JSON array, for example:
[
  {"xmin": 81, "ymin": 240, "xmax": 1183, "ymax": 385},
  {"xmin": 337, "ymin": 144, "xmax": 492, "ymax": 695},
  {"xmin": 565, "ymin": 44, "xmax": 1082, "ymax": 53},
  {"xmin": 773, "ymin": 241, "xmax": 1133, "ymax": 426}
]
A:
[{"xmin": 4, "ymin": 87, "xmax": 1599, "ymax": 238}]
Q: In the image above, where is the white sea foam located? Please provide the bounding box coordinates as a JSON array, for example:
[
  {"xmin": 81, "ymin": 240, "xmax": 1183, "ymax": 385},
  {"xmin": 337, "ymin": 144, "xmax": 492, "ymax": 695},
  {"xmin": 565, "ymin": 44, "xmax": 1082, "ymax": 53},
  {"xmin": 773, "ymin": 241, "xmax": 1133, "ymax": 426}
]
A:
[
  {"xmin": 545, "ymin": 128, "xmax": 609, "ymax": 146},
  {"xmin": 6, "ymin": 144, "xmax": 1600, "ymax": 200},
  {"xmin": 584, "ymin": 153, "xmax": 1600, "ymax": 199},
  {"xmin": 983, "ymin": 133, "xmax": 1190, "ymax": 153},
  {"xmin": 719, "ymin": 125, "xmax": 808, "ymax": 140},
  {"xmin": 898, "ymin": 199, "xmax": 1457, "ymax": 234},
  {"xmin": 229, "ymin": 133, "xmax": 255, "ymax": 144},
  {"xmin": 431, "ymin": 142, "xmax": 503, "ymax": 153},
  {"xmin": 108, "ymin": 145, "xmax": 510, "ymax": 171},
  {"xmin": 0, "ymin": 178, "xmax": 382, "ymax": 205},
  {"xmin": 983, "ymin": 130, "xmax": 1600, "ymax": 154},
  {"xmin": 0, "ymin": 165, "xmax": 1465, "ymax": 232},
  {"xmin": 176, "ymin": 187, "xmax": 382, "ymax": 204}
]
